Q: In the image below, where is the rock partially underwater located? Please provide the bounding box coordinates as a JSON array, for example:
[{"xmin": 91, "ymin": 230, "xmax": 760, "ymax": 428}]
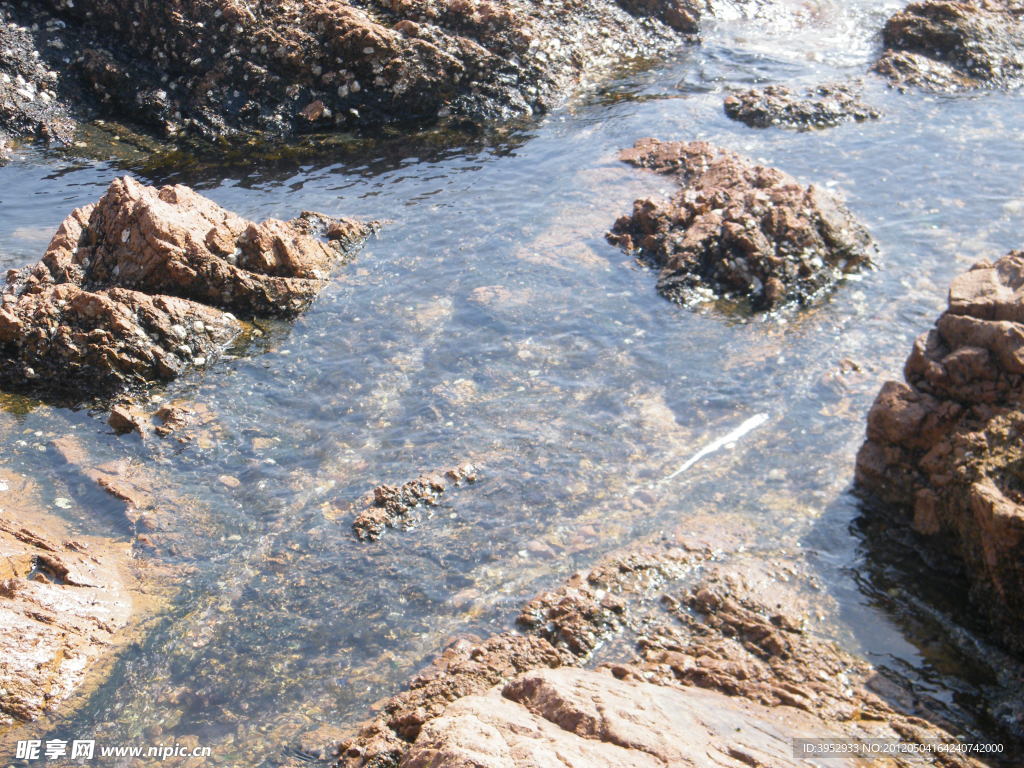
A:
[
  {"xmin": 608, "ymin": 138, "xmax": 874, "ymax": 312},
  {"xmin": 857, "ymin": 251, "xmax": 1024, "ymax": 655},
  {"xmin": 874, "ymin": 0, "xmax": 1024, "ymax": 91},
  {"xmin": 724, "ymin": 83, "xmax": 880, "ymax": 130},
  {"xmin": 0, "ymin": 176, "xmax": 369, "ymax": 399}
]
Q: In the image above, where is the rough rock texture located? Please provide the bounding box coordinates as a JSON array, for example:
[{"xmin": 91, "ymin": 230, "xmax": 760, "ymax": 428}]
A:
[
  {"xmin": 402, "ymin": 667, "xmax": 858, "ymax": 768},
  {"xmin": 723, "ymin": 83, "xmax": 880, "ymax": 129},
  {"xmin": 3, "ymin": 0, "xmax": 702, "ymax": 142},
  {"xmin": 0, "ymin": 176, "xmax": 368, "ymax": 399},
  {"xmin": 0, "ymin": 3, "xmax": 74, "ymax": 158},
  {"xmin": 338, "ymin": 545, "xmax": 983, "ymax": 768},
  {"xmin": 608, "ymin": 138, "xmax": 875, "ymax": 311},
  {"xmin": 874, "ymin": 0, "xmax": 1024, "ymax": 91},
  {"xmin": 353, "ymin": 464, "xmax": 478, "ymax": 541},
  {"xmin": 0, "ymin": 468, "xmax": 148, "ymax": 726},
  {"xmin": 856, "ymin": 251, "xmax": 1024, "ymax": 654},
  {"xmin": 339, "ymin": 634, "xmax": 567, "ymax": 766}
]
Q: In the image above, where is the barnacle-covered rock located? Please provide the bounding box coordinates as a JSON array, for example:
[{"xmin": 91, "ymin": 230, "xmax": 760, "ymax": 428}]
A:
[{"xmin": 608, "ymin": 139, "xmax": 874, "ymax": 312}]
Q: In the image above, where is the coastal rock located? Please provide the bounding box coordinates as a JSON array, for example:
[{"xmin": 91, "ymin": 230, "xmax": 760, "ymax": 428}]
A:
[
  {"xmin": 856, "ymin": 251, "xmax": 1024, "ymax": 653},
  {"xmin": 608, "ymin": 139, "xmax": 874, "ymax": 311},
  {"xmin": 339, "ymin": 545, "xmax": 982, "ymax": 767},
  {"xmin": 0, "ymin": 469, "xmax": 148, "ymax": 726},
  {"xmin": 0, "ymin": 176, "xmax": 369, "ymax": 399},
  {"xmin": 18, "ymin": 0, "xmax": 702, "ymax": 140},
  {"xmin": 874, "ymin": 0, "xmax": 1024, "ymax": 91},
  {"xmin": 723, "ymin": 83, "xmax": 880, "ymax": 129}
]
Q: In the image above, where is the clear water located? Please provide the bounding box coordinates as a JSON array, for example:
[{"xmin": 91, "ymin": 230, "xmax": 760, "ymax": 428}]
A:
[{"xmin": 2, "ymin": 0, "xmax": 1023, "ymax": 763}]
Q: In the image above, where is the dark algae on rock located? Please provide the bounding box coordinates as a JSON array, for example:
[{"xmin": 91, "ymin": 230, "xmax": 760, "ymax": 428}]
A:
[
  {"xmin": 874, "ymin": 0, "xmax": 1024, "ymax": 91},
  {"xmin": 857, "ymin": 252, "xmax": 1024, "ymax": 655},
  {"xmin": 0, "ymin": 0, "xmax": 704, "ymax": 144},
  {"xmin": 608, "ymin": 138, "xmax": 875, "ymax": 312},
  {"xmin": 0, "ymin": 176, "xmax": 369, "ymax": 400}
]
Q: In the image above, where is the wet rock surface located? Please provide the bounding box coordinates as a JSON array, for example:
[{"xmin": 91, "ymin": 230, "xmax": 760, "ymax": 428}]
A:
[
  {"xmin": 723, "ymin": 83, "xmax": 881, "ymax": 129},
  {"xmin": 856, "ymin": 251, "xmax": 1024, "ymax": 654},
  {"xmin": 0, "ymin": 467, "xmax": 151, "ymax": 727},
  {"xmin": 337, "ymin": 544, "xmax": 984, "ymax": 768},
  {"xmin": 0, "ymin": 3, "xmax": 74, "ymax": 158},
  {"xmin": 352, "ymin": 464, "xmax": 478, "ymax": 541},
  {"xmin": 874, "ymin": 0, "xmax": 1024, "ymax": 91},
  {"xmin": 0, "ymin": 176, "xmax": 369, "ymax": 400},
  {"xmin": 608, "ymin": 138, "xmax": 875, "ymax": 311},
  {"xmin": 3, "ymin": 0, "xmax": 703, "ymax": 142}
]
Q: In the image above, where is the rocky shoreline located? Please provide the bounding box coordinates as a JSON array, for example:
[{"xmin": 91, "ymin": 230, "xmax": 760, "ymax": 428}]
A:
[{"xmin": 2, "ymin": 0, "xmax": 1024, "ymax": 763}]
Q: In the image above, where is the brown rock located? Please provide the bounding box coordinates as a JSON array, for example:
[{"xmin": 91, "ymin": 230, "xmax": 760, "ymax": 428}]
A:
[
  {"xmin": 608, "ymin": 139, "xmax": 875, "ymax": 311},
  {"xmin": 856, "ymin": 251, "xmax": 1024, "ymax": 653},
  {"xmin": 108, "ymin": 404, "xmax": 148, "ymax": 435},
  {"xmin": 340, "ymin": 545, "xmax": 984, "ymax": 768},
  {"xmin": 0, "ymin": 176, "xmax": 369, "ymax": 399}
]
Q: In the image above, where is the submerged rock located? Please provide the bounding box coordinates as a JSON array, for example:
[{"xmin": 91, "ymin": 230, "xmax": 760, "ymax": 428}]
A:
[
  {"xmin": 608, "ymin": 138, "xmax": 875, "ymax": 311},
  {"xmin": 856, "ymin": 251, "xmax": 1024, "ymax": 654},
  {"xmin": 9, "ymin": 0, "xmax": 702, "ymax": 142},
  {"xmin": 352, "ymin": 464, "xmax": 478, "ymax": 541},
  {"xmin": 0, "ymin": 176, "xmax": 368, "ymax": 399},
  {"xmin": 874, "ymin": 0, "xmax": 1024, "ymax": 91},
  {"xmin": 0, "ymin": 469, "xmax": 151, "ymax": 727},
  {"xmin": 723, "ymin": 83, "xmax": 881, "ymax": 129}
]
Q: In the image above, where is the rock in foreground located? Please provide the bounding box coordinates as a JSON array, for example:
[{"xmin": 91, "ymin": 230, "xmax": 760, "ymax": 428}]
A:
[
  {"xmin": 874, "ymin": 0, "xmax": 1024, "ymax": 91},
  {"xmin": 856, "ymin": 251, "xmax": 1024, "ymax": 654},
  {"xmin": 12, "ymin": 0, "xmax": 702, "ymax": 141},
  {"xmin": 337, "ymin": 545, "xmax": 983, "ymax": 767},
  {"xmin": 724, "ymin": 83, "xmax": 880, "ymax": 129},
  {"xmin": 608, "ymin": 139, "xmax": 874, "ymax": 311},
  {"xmin": 403, "ymin": 667, "xmax": 854, "ymax": 768},
  {"xmin": 0, "ymin": 176, "xmax": 369, "ymax": 399}
]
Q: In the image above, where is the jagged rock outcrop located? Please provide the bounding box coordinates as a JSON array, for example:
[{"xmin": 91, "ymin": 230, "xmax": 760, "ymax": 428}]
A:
[
  {"xmin": 723, "ymin": 83, "xmax": 880, "ymax": 129},
  {"xmin": 0, "ymin": 176, "xmax": 368, "ymax": 399},
  {"xmin": 336, "ymin": 545, "xmax": 984, "ymax": 767},
  {"xmin": 0, "ymin": 0, "xmax": 704, "ymax": 143},
  {"xmin": 874, "ymin": 0, "xmax": 1024, "ymax": 91},
  {"xmin": 856, "ymin": 251, "xmax": 1024, "ymax": 654},
  {"xmin": 608, "ymin": 138, "xmax": 875, "ymax": 311}
]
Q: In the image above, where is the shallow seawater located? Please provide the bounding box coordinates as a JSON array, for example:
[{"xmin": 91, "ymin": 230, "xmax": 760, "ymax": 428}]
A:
[{"xmin": 2, "ymin": 0, "xmax": 1024, "ymax": 763}]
